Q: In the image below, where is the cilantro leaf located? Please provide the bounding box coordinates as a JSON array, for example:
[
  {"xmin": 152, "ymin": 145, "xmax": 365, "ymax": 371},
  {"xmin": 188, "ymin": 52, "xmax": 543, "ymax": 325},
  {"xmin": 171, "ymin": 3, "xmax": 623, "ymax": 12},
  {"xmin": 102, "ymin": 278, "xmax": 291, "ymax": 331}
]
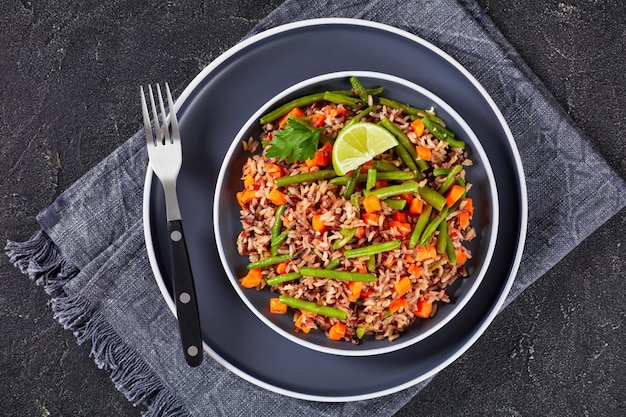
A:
[{"xmin": 266, "ymin": 116, "xmax": 324, "ymax": 163}]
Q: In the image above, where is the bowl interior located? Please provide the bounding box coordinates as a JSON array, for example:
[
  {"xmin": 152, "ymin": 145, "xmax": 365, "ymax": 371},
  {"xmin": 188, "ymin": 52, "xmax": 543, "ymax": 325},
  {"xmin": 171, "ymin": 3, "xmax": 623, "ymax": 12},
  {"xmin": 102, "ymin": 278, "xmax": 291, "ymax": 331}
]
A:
[{"xmin": 214, "ymin": 71, "xmax": 498, "ymax": 356}]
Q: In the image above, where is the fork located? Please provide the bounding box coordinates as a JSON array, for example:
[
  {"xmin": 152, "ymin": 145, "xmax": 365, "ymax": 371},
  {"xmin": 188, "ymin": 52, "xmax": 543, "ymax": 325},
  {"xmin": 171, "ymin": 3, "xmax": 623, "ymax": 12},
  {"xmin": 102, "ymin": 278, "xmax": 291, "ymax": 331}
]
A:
[{"xmin": 140, "ymin": 83, "xmax": 203, "ymax": 367}]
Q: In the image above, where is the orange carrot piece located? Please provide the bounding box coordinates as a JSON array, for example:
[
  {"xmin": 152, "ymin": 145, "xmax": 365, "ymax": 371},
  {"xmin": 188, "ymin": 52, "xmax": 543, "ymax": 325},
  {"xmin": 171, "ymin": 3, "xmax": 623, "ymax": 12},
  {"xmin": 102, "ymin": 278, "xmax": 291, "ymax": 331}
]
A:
[
  {"xmin": 324, "ymin": 106, "xmax": 347, "ymax": 119},
  {"xmin": 415, "ymin": 298, "xmax": 433, "ymax": 318},
  {"xmin": 236, "ymin": 191, "xmax": 245, "ymax": 209},
  {"xmin": 399, "ymin": 193, "xmax": 414, "ymax": 203},
  {"xmin": 445, "ymin": 184, "xmax": 465, "ymax": 207},
  {"xmin": 410, "ymin": 119, "xmax": 425, "ymax": 137},
  {"xmin": 392, "ymin": 211, "xmax": 408, "ymax": 223},
  {"xmin": 243, "ymin": 174, "xmax": 254, "ymax": 189},
  {"xmin": 407, "ymin": 264, "xmax": 422, "ymax": 277},
  {"xmin": 295, "ymin": 311, "xmax": 312, "ymax": 333},
  {"xmin": 463, "ymin": 197, "xmax": 474, "ymax": 216},
  {"xmin": 265, "ymin": 163, "xmax": 284, "ymax": 179},
  {"xmin": 390, "ymin": 220, "xmax": 411, "ymax": 237},
  {"xmin": 276, "ymin": 262, "xmax": 288, "ymax": 275},
  {"xmin": 455, "ymin": 247, "xmax": 468, "ymax": 265},
  {"xmin": 312, "ymin": 213, "xmax": 326, "ymax": 232},
  {"xmin": 375, "ymin": 180, "xmax": 389, "ymax": 188},
  {"xmin": 308, "ymin": 113, "xmax": 325, "ymax": 128},
  {"xmin": 238, "ymin": 189, "xmax": 257, "ymax": 208},
  {"xmin": 361, "ymin": 213, "xmax": 380, "ymax": 226},
  {"xmin": 268, "ymin": 188, "xmax": 287, "ymax": 206},
  {"xmin": 278, "ymin": 107, "xmax": 304, "ymax": 128},
  {"xmin": 363, "ymin": 195, "xmax": 382, "ymax": 213},
  {"xmin": 415, "ymin": 146, "xmax": 432, "ymax": 161},
  {"xmin": 394, "ymin": 276, "xmax": 412, "ymax": 297},
  {"xmin": 409, "ymin": 197, "xmax": 424, "ymax": 215},
  {"xmin": 269, "ymin": 297, "xmax": 288, "ymax": 314},
  {"xmin": 305, "ymin": 141, "xmax": 333, "ymax": 168},
  {"xmin": 458, "ymin": 211, "xmax": 470, "ymax": 228},
  {"xmin": 240, "ymin": 268, "xmax": 262, "ymax": 288},
  {"xmin": 389, "ymin": 298, "xmax": 408, "ymax": 313},
  {"xmin": 327, "ymin": 322, "xmax": 346, "ymax": 340},
  {"xmin": 347, "ymin": 281, "xmax": 363, "ymax": 301},
  {"xmin": 415, "ymin": 245, "xmax": 437, "ymax": 262},
  {"xmin": 354, "ymin": 226, "xmax": 366, "ymax": 239}
]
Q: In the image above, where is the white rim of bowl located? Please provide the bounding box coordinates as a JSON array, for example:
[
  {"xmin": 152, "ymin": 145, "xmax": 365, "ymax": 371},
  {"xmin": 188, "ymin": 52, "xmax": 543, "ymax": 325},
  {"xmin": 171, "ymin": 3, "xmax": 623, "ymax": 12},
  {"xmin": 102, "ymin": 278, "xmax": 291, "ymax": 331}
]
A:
[
  {"xmin": 143, "ymin": 17, "xmax": 528, "ymax": 402},
  {"xmin": 214, "ymin": 70, "xmax": 499, "ymax": 356}
]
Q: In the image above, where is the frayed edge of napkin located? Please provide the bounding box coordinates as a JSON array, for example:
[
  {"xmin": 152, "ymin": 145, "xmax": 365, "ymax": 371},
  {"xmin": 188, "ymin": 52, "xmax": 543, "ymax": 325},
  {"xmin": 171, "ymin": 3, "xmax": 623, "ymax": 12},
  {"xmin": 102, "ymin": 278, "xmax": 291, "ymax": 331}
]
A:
[{"xmin": 5, "ymin": 231, "xmax": 187, "ymax": 417}]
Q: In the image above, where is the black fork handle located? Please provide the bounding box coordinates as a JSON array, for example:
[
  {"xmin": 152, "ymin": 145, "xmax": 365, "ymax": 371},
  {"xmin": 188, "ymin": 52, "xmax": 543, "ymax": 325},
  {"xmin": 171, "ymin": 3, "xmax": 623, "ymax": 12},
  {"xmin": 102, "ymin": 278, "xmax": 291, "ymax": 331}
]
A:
[{"xmin": 168, "ymin": 219, "xmax": 203, "ymax": 367}]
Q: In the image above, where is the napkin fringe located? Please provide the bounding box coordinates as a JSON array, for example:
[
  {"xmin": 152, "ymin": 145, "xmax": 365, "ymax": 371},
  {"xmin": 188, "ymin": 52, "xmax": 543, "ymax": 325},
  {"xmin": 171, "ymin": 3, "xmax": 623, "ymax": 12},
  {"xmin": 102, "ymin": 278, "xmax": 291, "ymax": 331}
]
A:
[{"xmin": 5, "ymin": 231, "xmax": 187, "ymax": 417}]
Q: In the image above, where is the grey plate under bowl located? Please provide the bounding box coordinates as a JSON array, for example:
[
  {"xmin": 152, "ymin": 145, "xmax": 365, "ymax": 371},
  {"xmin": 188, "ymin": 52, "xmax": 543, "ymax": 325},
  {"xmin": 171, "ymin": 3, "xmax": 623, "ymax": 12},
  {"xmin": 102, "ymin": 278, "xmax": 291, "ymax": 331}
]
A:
[{"xmin": 144, "ymin": 18, "xmax": 527, "ymax": 401}]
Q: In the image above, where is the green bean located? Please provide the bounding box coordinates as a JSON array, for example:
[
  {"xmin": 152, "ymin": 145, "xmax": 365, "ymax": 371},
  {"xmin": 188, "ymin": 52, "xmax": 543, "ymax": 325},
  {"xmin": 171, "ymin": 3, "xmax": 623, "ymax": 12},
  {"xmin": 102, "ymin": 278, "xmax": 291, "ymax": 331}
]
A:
[
  {"xmin": 299, "ymin": 267, "xmax": 378, "ymax": 282},
  {"xmin": 418, "ymin": 186, "xmax": 447, "ymax": 211},
  {"xmin": 421, "ymin": 117, "xmax": 465, "ymax": 149},
  {"xmin": 409, "ymin": 204, "xmax": 433, "ymax": 248},
  {"xmin": 364, "ymin": 181, "xmax": 419, "ymax": 200},
  {"xmin": 343, "ymin": 240, "xmax": 401, "ymax": 258},
  {"xmin": 270, "ymin": 205, "xmax": 286, "ymax": 255},
  {"xmin": 274, "ymin": 169, "xmax": 337, "ymax": 187},
  {"xmin": 393, "ymin": 140, "xmax": 419, "ymax": 172},
  {"xmin": 432, "ymin": 167, "xmax": 451, "ymax": 177},
  {"xmin": 260, "ymin": 92, "xmax": 326, "ymax": 124},
  {"xmin": 445, "ymin": 232, "xmax": 457, "ymax": 264},
  {"xmin": 367, "ymin": 255, "xmax": 376, "ymax": 272},
  {"xmin": 344, "ymin": 105, "xmax": 376, "ymax": 128},
  {"xmin": 436, "ymin": 220, "xmax": 448, "ymax": 254},
  {"xmin": 455, "ymin": 176, "xmax": 466, "ymax": 188},
  {"xmin": 420, "ymin": 206, "xmax": 449, "ymax": 247},
  {"xmin": 380, "ymin": 118, "xmax": 418, "ymax": 159},
  {"xmin": 349, "ymin": 76, "xmax": 369, "ymax": 102},
  {"xmin": 342, "ymin": 168, "xmax": 360, "ymax": 199},
  {"xmin": 438, "ymin": 164, "xmax": 463, "ymax": 195},
  {"xmin": 330, "ymin": 171, "xmax": 415, "ymax": 185},
  {"xmin": 266, "ymin": 272, "xmax": 301, "ymax": 286},
  {"xmin": 383, "ymin": 198, "xmax": 407, "ymax": 210},
  {"xmin": 322, "ymin": 91, "xmax": 363, "ymax": 107},
  {"xmin": 366, "ymin": 168, "xmax": 377, "ymax": 191},
  {"xmin": 332, "ymin": 228, "xmax": 357, "ymax": 250},
  {"xmin": 246, "ymin": 253, "xmax": 291, "ymax": 269},
  {"xmin": 330, "ymin": 87, "xmax": 384, "ymax": 97},
  {"xmin": 373, "ymin": 160, "xmax": 401, "ymax": 171},
  {"xmin": 379, "ymin": 97, "xmax": 441, "ymax": 123},
  {"xmin": 349, "ymin": 193, "xmax": 361, "ymax": 216},
  {"xmin": 270, "ymin": 232, "xmax": 288, "ymax": 256},
  {"xmin": 415, "ymin": 158, "xmax": 430, "ymax": 172},
  {"xmin": 356, "ymin": 326, "xmax": 366, "ymax": 339},
  {"xmin": 325, "ymin": 258, "xmax": 342, "ymax": 270},
  {"xmin": 278, "ymin": 295, "xmax": 348, "ymax": 319}
]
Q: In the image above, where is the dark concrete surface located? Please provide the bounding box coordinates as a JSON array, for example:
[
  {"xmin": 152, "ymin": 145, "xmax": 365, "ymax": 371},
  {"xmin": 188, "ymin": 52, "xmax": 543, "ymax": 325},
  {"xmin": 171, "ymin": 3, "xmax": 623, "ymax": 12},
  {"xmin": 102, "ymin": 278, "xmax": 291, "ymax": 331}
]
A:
[{"xmin": 1, "ymin": 0, "xmax": 624, "ymax": 416}]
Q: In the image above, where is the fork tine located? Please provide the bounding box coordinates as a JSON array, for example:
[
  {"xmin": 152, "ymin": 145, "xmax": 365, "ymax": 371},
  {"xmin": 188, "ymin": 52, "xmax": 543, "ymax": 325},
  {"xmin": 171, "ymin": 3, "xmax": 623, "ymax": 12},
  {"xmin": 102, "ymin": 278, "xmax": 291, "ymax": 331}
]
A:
[
  {"xmin": 148, "ymin": 85, "xmax": 162, "ymax": 144},
  {"xmin": 165, "ymin": 83, "xmax": 179, "ymax": 142},
  {"xmin": 156, "ymin": 84, "xmax": 171, "ymax": 144},
  {"xmin": 140, "ymin": 86, "xmax": 155, "ymax": 145}
]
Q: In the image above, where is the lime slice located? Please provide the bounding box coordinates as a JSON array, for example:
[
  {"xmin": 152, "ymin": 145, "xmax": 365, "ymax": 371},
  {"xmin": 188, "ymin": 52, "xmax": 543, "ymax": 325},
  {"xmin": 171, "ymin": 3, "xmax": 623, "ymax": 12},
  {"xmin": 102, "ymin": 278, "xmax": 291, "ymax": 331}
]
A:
[{"xmin": 332, "ymin": 122, "xmax": 398, "ymax": 175}]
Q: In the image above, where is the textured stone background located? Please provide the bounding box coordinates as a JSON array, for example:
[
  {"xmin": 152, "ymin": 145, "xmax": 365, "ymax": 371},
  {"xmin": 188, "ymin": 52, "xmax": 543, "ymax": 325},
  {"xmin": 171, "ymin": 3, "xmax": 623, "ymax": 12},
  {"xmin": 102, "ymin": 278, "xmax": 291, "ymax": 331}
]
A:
[{"xmin": 1, "ymin": 0, "xmax": 624, "ymax": 416}]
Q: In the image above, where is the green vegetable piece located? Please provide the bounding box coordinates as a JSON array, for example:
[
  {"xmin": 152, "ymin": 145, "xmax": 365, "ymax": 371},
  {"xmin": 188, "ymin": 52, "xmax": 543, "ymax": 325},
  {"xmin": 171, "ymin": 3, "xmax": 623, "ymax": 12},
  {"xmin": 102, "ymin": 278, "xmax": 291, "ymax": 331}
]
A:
[
  {"xmin": 445, "ymin": 232, "xmax": 457, "ymax": 264},
  {"xmin": 246, "ymin": 253, "xmax": 291, "ymax": 269},
  {"xmin": 409, "ymin": 204, "xmax": 433, "ymax": 248},
  {"xmin": 419, "ymin": 206, "xmax": 449, "ymax": 247},
  {"xmin": 418, "ymin": 186, "xmax": 447, "ymax": 211},
  {"xmin": 344, "ymin": 105, "xmax": 376, "ymax": 129},
  {"xmin": 367, "ymin": 254, "xmax": 376, "ymax": 272},
  {"xmin": 380, "ymin": 117, "xmax": 418, "ymax": 160},
  {"xmin": 356, "ymin": 327, "xmax": 366, "ymax": 339},
  {"xmin": 260, "ymin": 92, "xmax": 326, "ymax": 124},
  {"xmin": 342, "ymin": 167, "xmax": 360, "ymax": 199},
  {"xmin": 364, "ymin": 181, "xmax": 419, "ymax": 200},
  {"xmin": 383, "ymin": 198, "xmax": 407, "ymax": 210},
  {"xmin": 343, "ymin": 240, "xmax": 402, "ymax": 258},
  {"xmin": 372, "ymin": 160, "xmax": 401, "ymax": 172},
  {"xmin": 378, "ymin": 97, "xmax": 441, "ymax": 123},
  {"xmin": 278, "ymin": 295, "xmax": 347, "ymax": 319},
  {"xmin": 299, "ymin": 267, "xmax": 378, "ymax": 282},
  {"xmin": 438, "ymin": 164, "xmax": 463, "ymax": 195},
  {"xmin": 349, "ymin": 76, "xmax": 369, "ymax": 102},
  {"xmin": 436, "ymin": 220, "xmax": 448, "ymax": 254},
  {"xmin": 366, "ymin": 168, "xmax": 377, "ymax": 191},
  {"xmin": 325, "ymin": 258, "xmax": 342, "ymax": 270},
  {"xmin": 274, "ymin": 170, "xmax": 337, "ymax": 187},
  {"xmin": 421, "ymin": 117, "xmax": 465, "ymax": 149},
  {"xmin": 266, "ymin": 272, "xmax": 302, "ymax": 286},
  {"xmin": 332, "ymin": 228, "xmax": 357, "ymax": 250}
]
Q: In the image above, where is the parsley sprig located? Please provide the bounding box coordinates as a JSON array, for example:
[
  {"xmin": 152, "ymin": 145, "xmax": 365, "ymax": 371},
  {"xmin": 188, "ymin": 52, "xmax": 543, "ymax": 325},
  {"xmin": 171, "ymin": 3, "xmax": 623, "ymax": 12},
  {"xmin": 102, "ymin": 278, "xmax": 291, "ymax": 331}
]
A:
[{"xmin": 265, "ymin": 116, "xmax": 324, "ymax": 163}]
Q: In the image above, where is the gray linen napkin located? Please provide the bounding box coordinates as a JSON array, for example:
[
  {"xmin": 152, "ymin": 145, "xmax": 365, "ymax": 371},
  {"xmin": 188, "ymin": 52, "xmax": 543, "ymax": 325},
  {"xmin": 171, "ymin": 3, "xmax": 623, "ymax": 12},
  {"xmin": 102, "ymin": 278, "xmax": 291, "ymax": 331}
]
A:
[{"xmin": 6, "ymin": 0, "xmax": 626, "ymax": 416}]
